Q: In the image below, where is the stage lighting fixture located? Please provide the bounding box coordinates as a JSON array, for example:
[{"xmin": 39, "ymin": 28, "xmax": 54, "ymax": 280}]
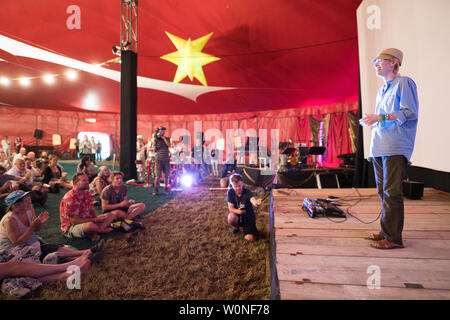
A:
[
  {"xmin": 65, "ymin": 70, "xmax": 78, "ymax": 80},
  {"xmin": 0, "ymin": 77, "xmax": 10, "ymax": 86},
  {"xmin": 180, "ymin": 174, "xmax": 194, "ymax": 188},
  {"xmin": 112, "ymin": 46, "xmax": 121, "ymax": 56},
  {"xmin": 19, "ymin": 77, "xmax": 31, "ymax": 87},
  {"xmin": 43, "ymin": 74, "xmax": 56, "ymax": 84},
  {"xmin": 83, "ymin": 92, "xmax": 99, "ymax": 110}
]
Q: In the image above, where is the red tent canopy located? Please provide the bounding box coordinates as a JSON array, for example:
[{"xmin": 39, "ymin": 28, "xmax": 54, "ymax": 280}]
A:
[{"xmin": 0, "ymin": 0, "xmax": 361, "ymax": 115}]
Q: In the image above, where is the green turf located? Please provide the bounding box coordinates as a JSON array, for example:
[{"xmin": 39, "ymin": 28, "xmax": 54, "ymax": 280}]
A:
[{"xmin": 35, "ymin": 161, "xmax": 175, "ymax": 250}]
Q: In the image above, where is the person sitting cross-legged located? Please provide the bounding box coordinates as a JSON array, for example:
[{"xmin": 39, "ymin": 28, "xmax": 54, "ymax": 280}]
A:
[
  {"xmin": 60, "ymin": 173, "xmax": 118, "ymax": 241},
  {"xmin": 89, "ymin": 166, "xmax": 111, "ymax": 206},
  {"xmin": 101, "ymin": 171, "xmax": 146, "ymax": 222},
  {"xmin": 1, "ymin": 190, "xmax": 105, "ymax": 264},
  {"xmin": 42, "ymin": 155, "xmax": 72, "ymax": 192}
]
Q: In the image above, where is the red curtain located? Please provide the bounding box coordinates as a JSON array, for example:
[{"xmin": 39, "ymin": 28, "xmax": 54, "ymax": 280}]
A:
[
  {"xmin": 324, "ymin": 112, "xmax": 352, "ymax": 167},
  {"xmin": 297, "ymin": 116, "xmax": 311, "ymax": 147}
]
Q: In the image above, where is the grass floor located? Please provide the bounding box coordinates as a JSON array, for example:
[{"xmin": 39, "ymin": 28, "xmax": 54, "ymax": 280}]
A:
[{"xmin": 2, "ymin": 162, "xmax": 271, "ymax": 300}]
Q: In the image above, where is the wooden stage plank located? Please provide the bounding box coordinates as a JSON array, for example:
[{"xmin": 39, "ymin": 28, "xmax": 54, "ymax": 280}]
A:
[
  {"xmin": 276, "ymin": 237, "xmax": 450, "ymax": 259},
  {"xmin": 272, "ymin": 187, "xmax": 450, "ymax": 300},
  {"xmin": 279, "ymin": 281, "xmax": 450, "ymax": 300},
  {"xmin": 276, "ymin": 253, "xmax": 450, "ymax": 290},
  {"xmin": 275, "ymin": 228, "xmax": 450, "ymax": 240},
  {"xmin": 274, "ymin": 215, "xmax": 450, "ymax": 231}
]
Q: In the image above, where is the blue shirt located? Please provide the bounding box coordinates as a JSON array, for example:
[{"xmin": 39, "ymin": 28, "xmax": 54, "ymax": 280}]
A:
[{"xmin": 369, "ymin": 75, "xmax": 419, "ymax": 161}]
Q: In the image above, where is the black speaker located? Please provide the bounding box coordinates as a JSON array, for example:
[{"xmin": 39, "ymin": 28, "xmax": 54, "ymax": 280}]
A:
[
  {"xmin": 34, "ymin": 129, "xmax": 43, "ymax": 139},
  {"xmin": 403, "ymin": 180, "xmax": 424, "ymax": 200},
  {"xmin": 120, "ymin": 50, "xmax": 137, "ymax": 180}
]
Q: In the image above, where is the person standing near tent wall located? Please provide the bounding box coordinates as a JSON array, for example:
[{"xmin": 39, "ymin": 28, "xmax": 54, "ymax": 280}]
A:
[
  {"xmin": 360, "ymin": 48, "xmax": 419, "ymax": 250},
  {"xmin": 1, "ymin": 136, "xmax": 11, "ymax": 158},
  {"xmin": 90, "ymin": 136, "xmax": 97, "ymax": 164},
  {"xmin": 150, "ymin": 127, "xmax": 171, "ymax": 195},
  {"xmin": 79, "ymin": 135, "xmax": 92, "ymax": 162},
  {"xmin": 136, "ymin": 135, "xmax": 146, "ymax": 182},
  {"xmin": 96, "ymin": 141, "xmax": 102, "ymax": 162},
  {"xmin": 14, "ymin": 137, "xmax": 22, "ymax": 154}
]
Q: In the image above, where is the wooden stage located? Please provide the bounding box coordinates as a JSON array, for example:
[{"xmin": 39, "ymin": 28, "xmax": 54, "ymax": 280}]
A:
[{"xmin": 270, "ymin": 187, "xmax": 450, "ymax": 300}]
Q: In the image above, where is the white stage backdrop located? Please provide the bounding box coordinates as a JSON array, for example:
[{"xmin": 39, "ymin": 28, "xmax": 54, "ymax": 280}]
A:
[{"xmin": 357, "ymin": 0, "xmax": 450, "ymax": 173}]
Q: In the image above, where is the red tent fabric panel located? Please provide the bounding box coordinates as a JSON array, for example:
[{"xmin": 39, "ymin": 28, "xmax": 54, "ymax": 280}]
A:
[
  {"xmin": 1, "ymin": 111, "xmax": 38, "ymax": 146},
  {"xmin": 297, "ymin": 116, "xmax": 311, "ymax": 147},
  {"xmin": 324, "ymin": 112, "xmax": 352, "ymax": 167},
  {"xmin": 1, "ymin": 101, "xmax": 357, "ymax": 165}
]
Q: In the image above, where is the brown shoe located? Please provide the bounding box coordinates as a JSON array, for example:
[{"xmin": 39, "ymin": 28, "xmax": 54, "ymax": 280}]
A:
[
  {"xmin": 370, "ymin": 239, "xmax": 404, "ymax": 249},
  {"xmin": 365, "ymin": 233, "xmax": 385, "ymax": 241}
]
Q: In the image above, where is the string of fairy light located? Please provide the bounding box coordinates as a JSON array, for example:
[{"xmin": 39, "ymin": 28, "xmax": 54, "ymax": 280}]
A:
[{"xmin": 0, "ymin": 57, "xmax": 120, "ymax": 87}]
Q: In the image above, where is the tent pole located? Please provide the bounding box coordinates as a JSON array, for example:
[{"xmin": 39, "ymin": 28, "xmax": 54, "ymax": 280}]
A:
[{"xmin": 119, "ymin": 0, "xmax": 138, "ymax": 180}]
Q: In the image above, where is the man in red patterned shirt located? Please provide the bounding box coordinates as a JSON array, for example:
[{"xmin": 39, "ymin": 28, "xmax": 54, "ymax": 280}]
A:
[{"xmin": 60, "ymin": 173, "xmax": 116, "ymax": 241}]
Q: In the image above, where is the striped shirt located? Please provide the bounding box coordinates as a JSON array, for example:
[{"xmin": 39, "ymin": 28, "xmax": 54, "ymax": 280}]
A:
[{"xmin": 154, "ymin": 137, "xmax": 170, "ymax": 161}]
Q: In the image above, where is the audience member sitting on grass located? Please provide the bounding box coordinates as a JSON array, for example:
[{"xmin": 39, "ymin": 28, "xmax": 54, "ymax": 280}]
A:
[
  {"xmin": 6, "ymin": 158, "xmax": 48, "ymax": 206},
  {"xmin": 38, "ymin": 151, "xmax": 49, "ymax": 162},
  {"xmin": 226, "ymin": 173, "xmax": 262, "ymax": 242},
  {"xmin": 6, "ymin": 159, "xmax": 33, "ymax": 186},
  {"xmin": 39, "ymin": 159, "xmax": 49, "ymax": 175},
  {"xmin": 26, "ymin": 152, "xmax": 36, "ymax": 161},
  {"xmin": 0, "ymin": 241, "xmax": 104, "ymax": 298},
  {"xmin": 77, "ymin": 155, "xmax": 97, "ymax": 182},
  {"xmin": 60, "ymin": 173, "xmax": 117, "ymax": 241},
  {"xmin": 0, "ymin": 151, "xmax": 11, "ymax": 171},
  {"xmin": 0, "ymin": 254, "xmax": 91, "ymax": 284},
  {"xmin": 25, "ymin": 157, "xmax": 42, "ymax": 182},
  {"xmin": 0, "ymin": 165, "xmax": 23, "ymax": 188},
  {"xmin": 12, "ymin": 147, "xmax": 27, "ymax": 164},
  {"xmin": 0, "ymin": 165, "xmax": 22, "ymax": 218},
  {"xmin": 101, "ymin": 171, "xmax": 146, "ymax": 221},
  {"xmin": 89, "ymin": 166, "xmax": 111, "ymax": 206},
  {"xmin": 0, "ymin": 190, "xmax": 104, "ymax": 261},
  {"xmin": 42, "ymin": 155, "xmax": 72, "ymax": 192}
]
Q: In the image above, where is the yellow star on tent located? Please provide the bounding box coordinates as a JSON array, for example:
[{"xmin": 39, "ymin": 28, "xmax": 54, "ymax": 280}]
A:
[{"xmin": 160, "ymin": 32, "xmax": 220, "ymax": 86}]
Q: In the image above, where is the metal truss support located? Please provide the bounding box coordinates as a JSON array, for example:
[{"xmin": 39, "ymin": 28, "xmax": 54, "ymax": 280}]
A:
[{"xmin": 121, "ymin": 0, "xmax": 138, "ymax": 53}]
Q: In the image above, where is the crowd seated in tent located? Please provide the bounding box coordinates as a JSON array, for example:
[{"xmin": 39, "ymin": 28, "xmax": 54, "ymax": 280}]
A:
[{"xmin": 42, "ymin": 155, "xmax": 73, "ymax": 192}]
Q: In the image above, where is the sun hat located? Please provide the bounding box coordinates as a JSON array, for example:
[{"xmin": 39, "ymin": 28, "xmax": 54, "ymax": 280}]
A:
[
  {"xmin": 5, "ymin": 190, "xmax": 30, "ymax": 207},
  {"xmin": 373, "ymin": 48, "xmax": 403, "ymax": 66}
]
